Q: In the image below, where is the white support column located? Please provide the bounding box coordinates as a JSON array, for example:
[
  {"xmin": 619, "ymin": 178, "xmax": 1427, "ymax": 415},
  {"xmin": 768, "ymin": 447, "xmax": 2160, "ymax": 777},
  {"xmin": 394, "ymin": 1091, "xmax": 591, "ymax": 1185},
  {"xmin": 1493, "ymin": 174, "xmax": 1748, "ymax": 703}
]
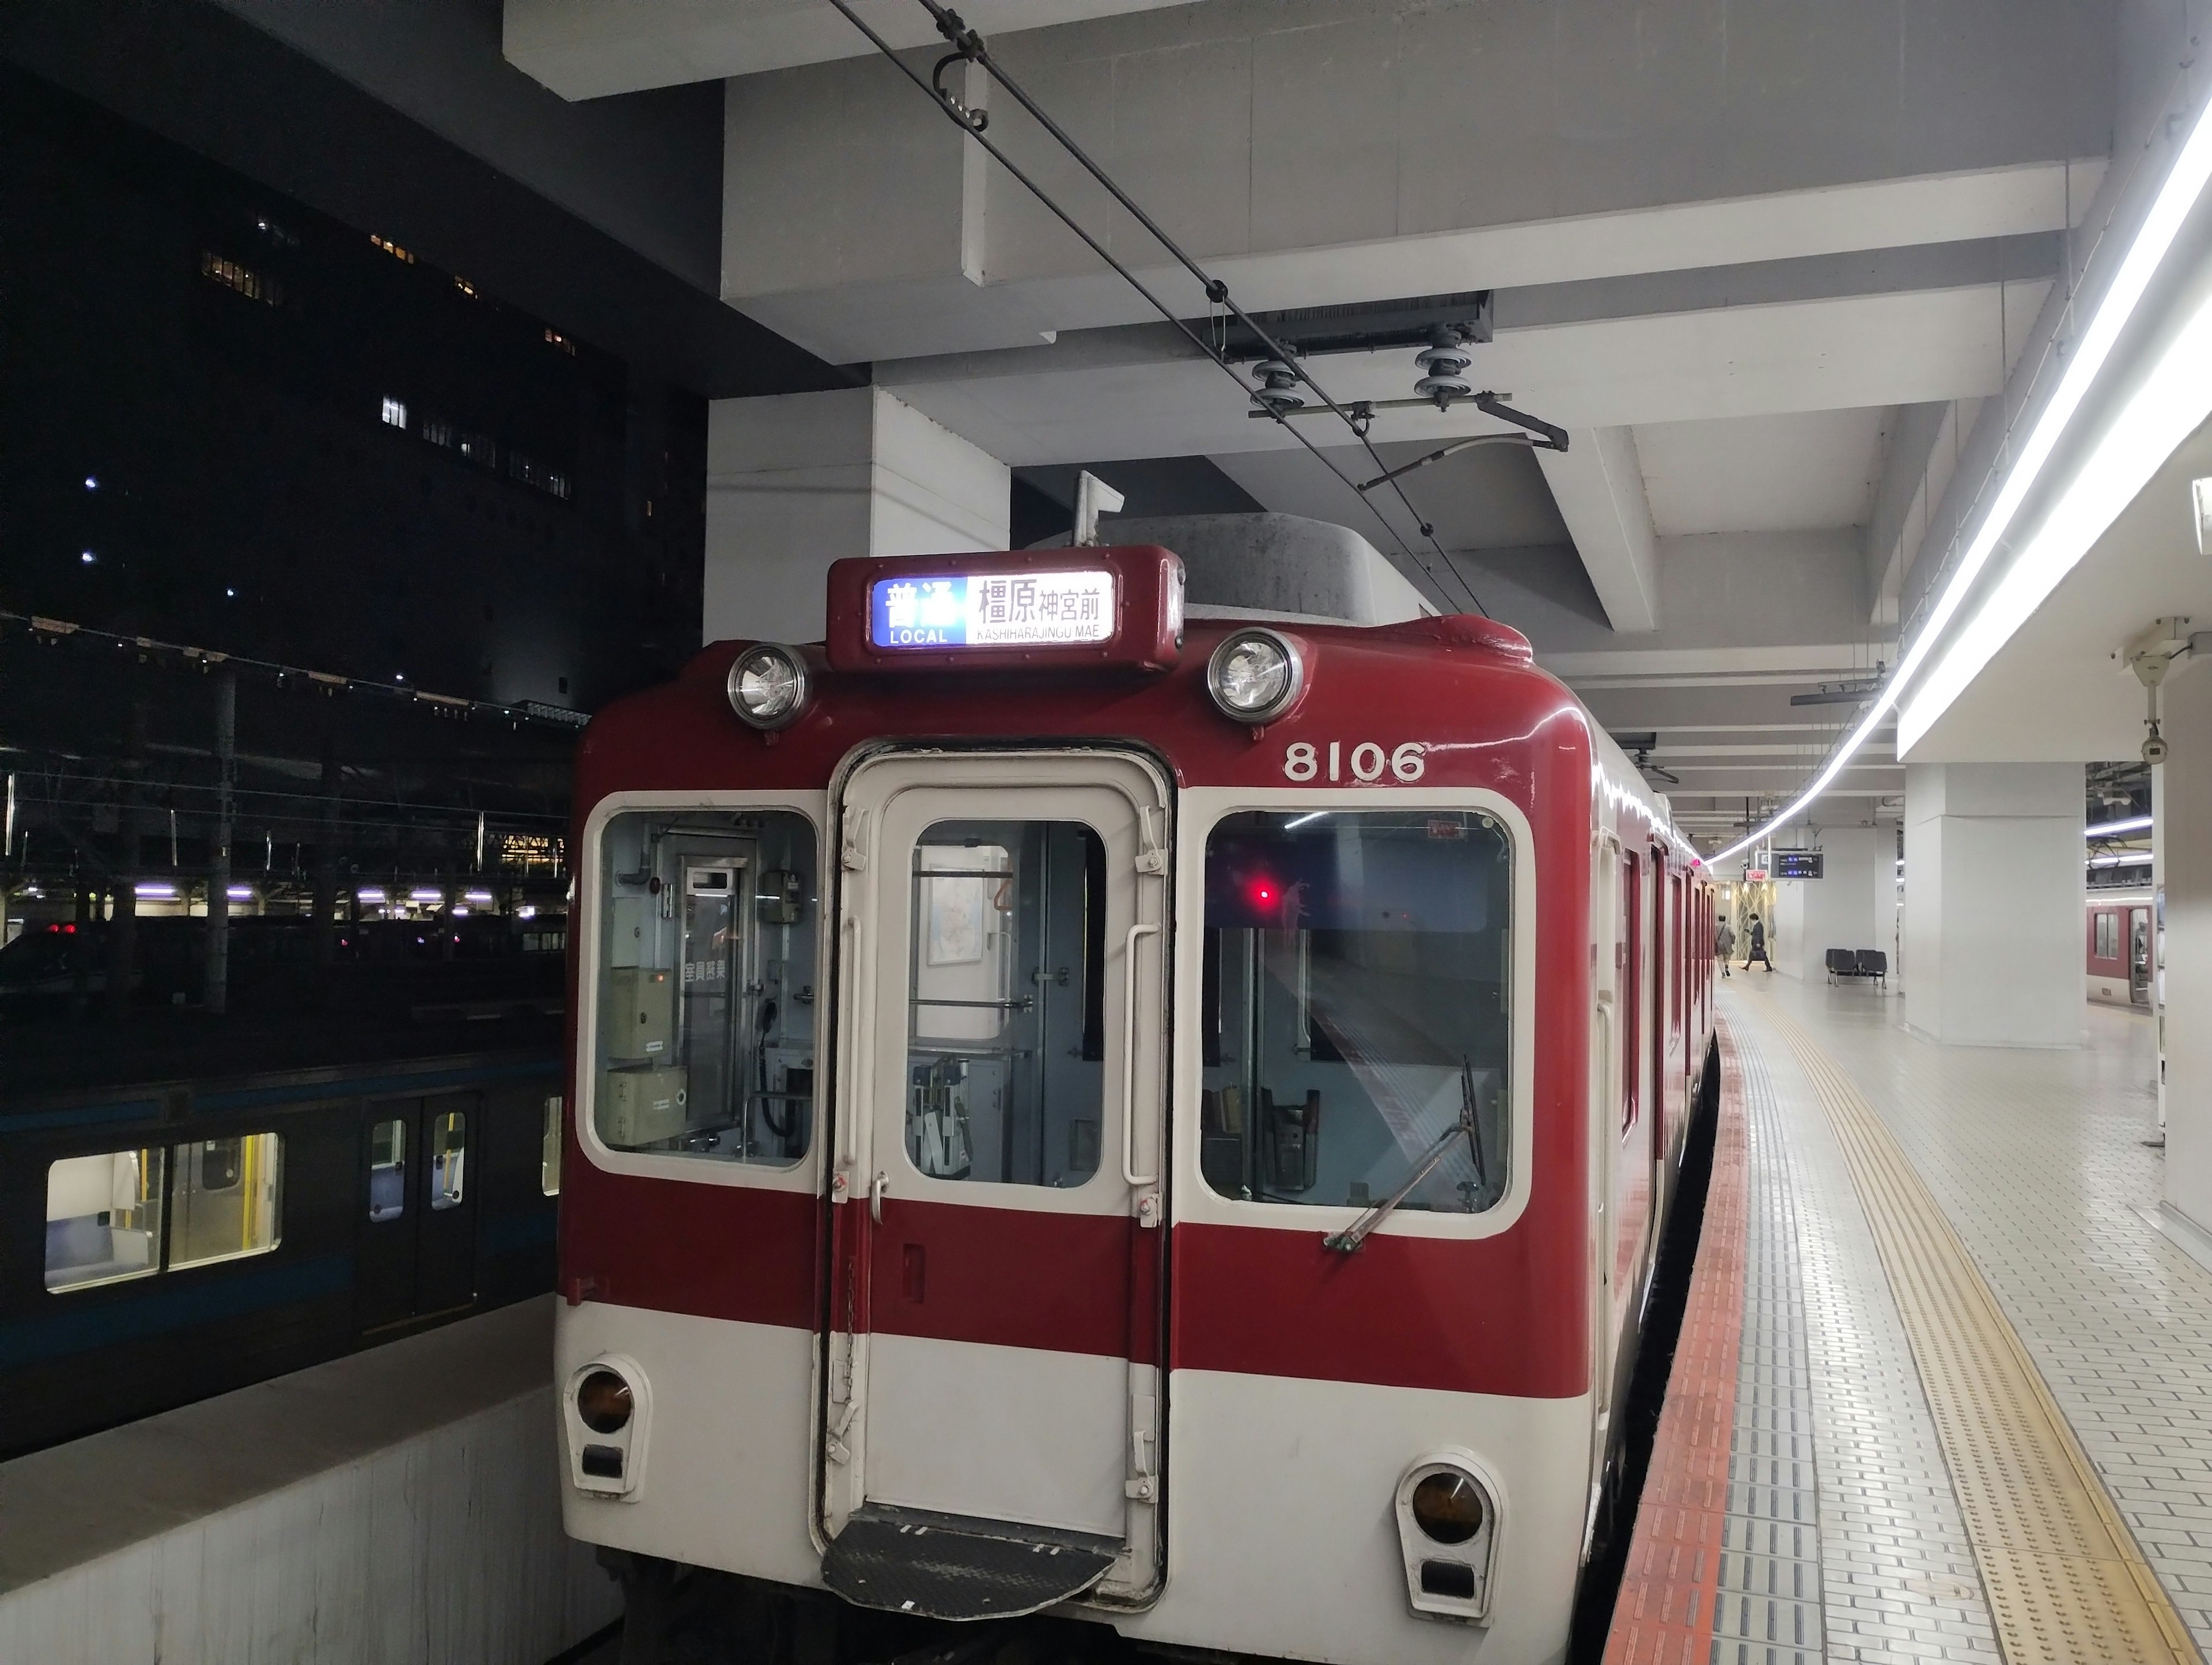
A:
[
  {"xmin": 703, "ymin": 387, "xmax": 1010, "ymax": 645},
  {"xmin": 1902, "ymin": 762, "xmax": 2082, "ymax": 1045},
  {"xmin": 1770, "ymin": 825, "xmax": 1887, "ymax": 981},
  {"xmin": 2159, "ymin": 667, "xmax": 2212, "ymax": 1232}
]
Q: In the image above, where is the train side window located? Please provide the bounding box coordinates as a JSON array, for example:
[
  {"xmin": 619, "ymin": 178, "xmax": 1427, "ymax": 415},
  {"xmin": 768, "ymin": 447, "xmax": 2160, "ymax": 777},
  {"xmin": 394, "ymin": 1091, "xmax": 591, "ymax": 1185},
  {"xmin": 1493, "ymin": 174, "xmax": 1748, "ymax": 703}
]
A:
[
  {"xmin": 45, "ymin": 1147, "xmax": 165, "ymax": 1291},
  {"xmin": 541, "ymin": 1095, "xmax": 563, "ymax": 1196},
  {"xmin": 904, "ymin": 821, "xmax": 1106, "ymax": 1188},
  {"xmin": 592, "ymin": 809, "xmax": 819, "ymax": 1167},
  {"xmin": 1199, "ymin": 809, "xmax": 1513, "ymax": 1213},
  {"xmin": 171, "ymin": 1133, "xmax": 283, "ymax": 1269},
  {"xmin": 368, "ymin": 1118, "xmax": 407, "ymax": 1221},
  {"xmin": 429, "ymin": 1112, "xmax": 468, "ymax": 1209}
]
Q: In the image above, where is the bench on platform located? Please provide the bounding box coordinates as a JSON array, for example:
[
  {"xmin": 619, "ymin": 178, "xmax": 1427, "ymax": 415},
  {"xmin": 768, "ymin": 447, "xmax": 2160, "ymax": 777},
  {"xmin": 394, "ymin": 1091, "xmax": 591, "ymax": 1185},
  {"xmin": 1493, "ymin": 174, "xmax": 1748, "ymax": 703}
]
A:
[{"xmin": 1825, "ymin": 948, "xmax": 1889, "ymax": 985}]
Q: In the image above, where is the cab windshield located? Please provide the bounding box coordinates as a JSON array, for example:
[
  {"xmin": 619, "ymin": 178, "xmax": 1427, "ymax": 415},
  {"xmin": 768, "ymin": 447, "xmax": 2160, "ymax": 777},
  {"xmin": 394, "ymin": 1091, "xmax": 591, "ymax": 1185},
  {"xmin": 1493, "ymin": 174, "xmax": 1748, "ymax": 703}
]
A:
[{"xmin": 1199, "ymin": 809, "xmax": 1512, "ymax": 1213}]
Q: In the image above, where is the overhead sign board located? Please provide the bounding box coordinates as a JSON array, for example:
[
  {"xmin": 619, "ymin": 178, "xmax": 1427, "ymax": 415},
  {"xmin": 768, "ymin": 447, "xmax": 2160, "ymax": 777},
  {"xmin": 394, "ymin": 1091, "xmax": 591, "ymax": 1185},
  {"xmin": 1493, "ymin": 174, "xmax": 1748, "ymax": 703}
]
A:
[
  {"xmin": 869, "ymin": 569, "xmax": 1116, "ymax": 651},
  {"xmin": 825, "ymin": 545, "xmax": 1185, "ymax": 675},
  {"xmin": 1773, "ymin": 850, "xmax": 1824, "ymax": 879}
]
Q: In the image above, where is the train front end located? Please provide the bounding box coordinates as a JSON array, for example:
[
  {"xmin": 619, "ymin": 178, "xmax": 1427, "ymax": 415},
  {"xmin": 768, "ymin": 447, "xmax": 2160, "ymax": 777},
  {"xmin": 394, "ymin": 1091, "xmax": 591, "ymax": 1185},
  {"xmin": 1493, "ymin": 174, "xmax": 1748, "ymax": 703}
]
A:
[{"xmin": 555, "ymin": 543, "xmax": 1600, "ymax": 1663}]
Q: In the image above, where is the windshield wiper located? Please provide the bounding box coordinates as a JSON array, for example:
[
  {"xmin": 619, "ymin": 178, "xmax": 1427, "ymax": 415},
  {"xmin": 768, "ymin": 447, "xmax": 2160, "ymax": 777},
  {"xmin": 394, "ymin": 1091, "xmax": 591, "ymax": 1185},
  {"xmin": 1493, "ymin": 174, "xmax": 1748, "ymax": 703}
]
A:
[{"xmin": 1324, "ymin": 1059, "xmax": 1488, "ymax": 1253}]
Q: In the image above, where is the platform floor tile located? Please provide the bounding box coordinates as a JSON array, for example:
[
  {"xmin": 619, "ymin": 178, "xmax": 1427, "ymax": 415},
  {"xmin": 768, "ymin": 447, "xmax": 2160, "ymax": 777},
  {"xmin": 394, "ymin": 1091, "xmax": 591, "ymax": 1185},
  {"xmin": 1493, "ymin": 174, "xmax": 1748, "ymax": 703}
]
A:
[
  {"xmin": 1745, "ymin": 980, "xmax": 2212, "ymax": 1655},
  {"xmin": 1726, "ymin": 999, "xmax": 2003, "ymax": 1665}
]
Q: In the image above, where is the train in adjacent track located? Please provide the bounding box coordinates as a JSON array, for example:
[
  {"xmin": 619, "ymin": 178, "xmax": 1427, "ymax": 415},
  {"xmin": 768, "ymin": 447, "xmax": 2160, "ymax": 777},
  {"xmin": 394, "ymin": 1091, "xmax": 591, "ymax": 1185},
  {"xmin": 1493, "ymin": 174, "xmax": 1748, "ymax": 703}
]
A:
[{"xmin": 554, "ymin": 519, "xmax": 1717, "ymax": 1663}]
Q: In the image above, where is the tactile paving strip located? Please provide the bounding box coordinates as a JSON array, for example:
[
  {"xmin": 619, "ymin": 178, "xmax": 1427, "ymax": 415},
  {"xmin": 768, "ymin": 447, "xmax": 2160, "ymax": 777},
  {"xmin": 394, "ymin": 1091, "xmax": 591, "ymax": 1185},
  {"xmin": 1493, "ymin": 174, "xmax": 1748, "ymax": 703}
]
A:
[
  {"xmin": 1713, "ymin": 1035, "xmax": 1824, "ymax": 1665},
  {"xmin": 1759, "ymin": 998, "xmax": 2198, "ymax": 1665}
]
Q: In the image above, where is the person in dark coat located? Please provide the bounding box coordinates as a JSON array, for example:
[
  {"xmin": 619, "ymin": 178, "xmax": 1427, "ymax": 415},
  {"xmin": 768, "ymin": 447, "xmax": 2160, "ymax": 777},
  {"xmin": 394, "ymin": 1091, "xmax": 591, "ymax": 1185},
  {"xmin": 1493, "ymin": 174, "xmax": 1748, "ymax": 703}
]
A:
[{"xmin": 1744, "ymin": 913, "xmax": 1773, "ymax": 972}]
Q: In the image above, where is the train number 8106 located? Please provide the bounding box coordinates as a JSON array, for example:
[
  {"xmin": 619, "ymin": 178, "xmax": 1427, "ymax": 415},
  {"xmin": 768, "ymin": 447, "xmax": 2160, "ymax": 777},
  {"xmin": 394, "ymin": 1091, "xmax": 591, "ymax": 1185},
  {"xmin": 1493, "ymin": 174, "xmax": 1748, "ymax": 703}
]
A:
[{"xmin": 1283, "ymin": 741, "xmax": 1427, "ymax": 783}]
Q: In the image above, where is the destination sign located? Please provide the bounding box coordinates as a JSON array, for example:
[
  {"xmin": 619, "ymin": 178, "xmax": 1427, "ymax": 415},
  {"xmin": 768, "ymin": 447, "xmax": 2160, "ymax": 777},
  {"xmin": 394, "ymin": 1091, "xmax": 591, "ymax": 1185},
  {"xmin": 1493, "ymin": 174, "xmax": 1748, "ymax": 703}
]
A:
[{"xmin": 869, "ymin": 569, "xmax": 1116, "ymax": 650}]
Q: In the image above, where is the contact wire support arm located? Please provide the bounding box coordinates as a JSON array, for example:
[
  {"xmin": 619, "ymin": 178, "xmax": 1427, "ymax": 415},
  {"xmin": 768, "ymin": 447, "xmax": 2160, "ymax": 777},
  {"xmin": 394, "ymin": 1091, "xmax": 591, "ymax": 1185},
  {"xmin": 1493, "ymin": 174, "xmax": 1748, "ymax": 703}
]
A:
[{"xmin": 820, "ymin": 0, "xmax": 1487, "ymax": 619}]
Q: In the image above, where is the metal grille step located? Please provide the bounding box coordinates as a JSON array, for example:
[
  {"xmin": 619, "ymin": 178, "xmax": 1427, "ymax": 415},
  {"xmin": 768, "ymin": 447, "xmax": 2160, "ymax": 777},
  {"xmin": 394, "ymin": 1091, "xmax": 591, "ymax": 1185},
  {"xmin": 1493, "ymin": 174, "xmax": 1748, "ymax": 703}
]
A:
[{"xmin": 823, "ymin": 1507, "xmax": 1119, "ymax": 1622}]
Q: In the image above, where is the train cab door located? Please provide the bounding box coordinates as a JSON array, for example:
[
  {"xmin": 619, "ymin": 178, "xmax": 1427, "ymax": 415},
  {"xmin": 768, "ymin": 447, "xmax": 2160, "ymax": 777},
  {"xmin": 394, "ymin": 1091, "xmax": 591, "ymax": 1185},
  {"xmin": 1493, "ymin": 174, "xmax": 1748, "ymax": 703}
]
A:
[
  {"xmin": 821, "ymin": 749, "xmax": 1169, "ymax": 1619},
  {"xmin": 2131, "ymin": 907, "xmax": 2154, "ymax": 1005},
  {"xmin": 356, "ymin": 1091, "xmax": 480, "ymax": 1333}
]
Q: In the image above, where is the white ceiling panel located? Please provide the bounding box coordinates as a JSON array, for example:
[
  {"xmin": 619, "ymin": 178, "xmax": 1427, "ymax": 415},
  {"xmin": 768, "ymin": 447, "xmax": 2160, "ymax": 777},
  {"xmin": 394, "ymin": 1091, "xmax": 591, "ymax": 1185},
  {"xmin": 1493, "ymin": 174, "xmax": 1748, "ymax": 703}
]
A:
[{"xmin": 1632, "ymin": 407, "xmax": 1893, "ymax": 537}]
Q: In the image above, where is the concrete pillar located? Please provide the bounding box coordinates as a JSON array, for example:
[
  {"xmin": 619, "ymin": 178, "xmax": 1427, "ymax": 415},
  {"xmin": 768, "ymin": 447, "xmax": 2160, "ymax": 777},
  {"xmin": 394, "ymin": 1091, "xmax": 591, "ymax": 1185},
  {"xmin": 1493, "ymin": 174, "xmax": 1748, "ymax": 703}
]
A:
[
  {"xmin": 1771, "ymin": 825, "xmax": 1887, "ymax": 980},
  {"xmin": 703, "ymin": 387, "xmax": 1009, "ymax": 645},
  {"xmin": 1902, "ymin": 762, "xmax": 2082, "ymax": 1045},
  {"xmin": 2158, "ymin": 666, "xmax": 2212, "ymax": 1231}
]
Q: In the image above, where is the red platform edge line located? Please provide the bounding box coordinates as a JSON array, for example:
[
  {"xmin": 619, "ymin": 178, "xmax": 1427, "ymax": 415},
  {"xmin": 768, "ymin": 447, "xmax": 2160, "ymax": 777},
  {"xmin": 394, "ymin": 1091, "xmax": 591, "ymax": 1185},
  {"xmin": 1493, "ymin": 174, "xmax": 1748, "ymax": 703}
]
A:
[{"xmin": 1603, "ymin": 1021, "xmax": 1750, "ymax": 1665}]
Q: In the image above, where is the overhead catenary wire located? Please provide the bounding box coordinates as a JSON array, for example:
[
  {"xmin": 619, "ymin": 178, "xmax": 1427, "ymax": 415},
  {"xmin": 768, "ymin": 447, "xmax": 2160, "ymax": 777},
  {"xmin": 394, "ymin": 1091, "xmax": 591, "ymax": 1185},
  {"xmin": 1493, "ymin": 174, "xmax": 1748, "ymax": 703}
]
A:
[{"xmin": 820, "ymin": 0, "xmax": 1491, "ymax": 619}]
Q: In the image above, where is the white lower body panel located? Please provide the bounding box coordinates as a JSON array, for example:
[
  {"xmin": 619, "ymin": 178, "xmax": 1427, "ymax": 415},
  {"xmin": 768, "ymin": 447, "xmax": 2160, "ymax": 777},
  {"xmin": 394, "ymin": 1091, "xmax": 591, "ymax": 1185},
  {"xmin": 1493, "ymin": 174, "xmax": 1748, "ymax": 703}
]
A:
[
  {"xmin": 1124, "ymin": 1369, "xmax": 1592, "ymax": 1665},
  {"xmin": 556, "ymin": 1303, "xmax": 821, "ymax": 1590},
  {"xmin": 865, "ymin": 1332, "xmax": 1128, "ymax": 1538}
]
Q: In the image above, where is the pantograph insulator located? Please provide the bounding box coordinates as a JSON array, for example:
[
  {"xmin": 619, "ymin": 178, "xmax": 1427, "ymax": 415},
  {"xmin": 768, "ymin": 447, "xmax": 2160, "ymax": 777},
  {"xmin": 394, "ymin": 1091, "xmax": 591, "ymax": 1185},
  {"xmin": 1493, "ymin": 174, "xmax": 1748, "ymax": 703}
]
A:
[{"xmin": 1251, "ymin": 359, "xmax": 1305, "ymax": 412}]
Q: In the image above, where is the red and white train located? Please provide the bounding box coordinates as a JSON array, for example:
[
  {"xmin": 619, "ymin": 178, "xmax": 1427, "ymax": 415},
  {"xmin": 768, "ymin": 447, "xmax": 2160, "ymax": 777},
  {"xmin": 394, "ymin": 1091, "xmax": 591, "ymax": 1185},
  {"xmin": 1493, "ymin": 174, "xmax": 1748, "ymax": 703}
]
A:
[{"xmin": 555, "ymin": 527, "xmax": 1716, "ymax": 1663}]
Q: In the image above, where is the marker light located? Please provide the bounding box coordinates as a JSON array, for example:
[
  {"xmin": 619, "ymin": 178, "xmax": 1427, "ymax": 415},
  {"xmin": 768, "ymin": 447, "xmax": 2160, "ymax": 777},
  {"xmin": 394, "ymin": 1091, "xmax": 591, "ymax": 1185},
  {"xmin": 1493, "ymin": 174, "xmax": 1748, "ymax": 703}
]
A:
[
  {"xmin": 726, "ymin": 643, "xmax": 810, "ymax": 730},
  {"xmin": 1410, "ymin": 1471, "xmax": 1486, "ymax": 1544},
  {"xmin": 1206, "ymin": 628, "xmax": 1304, "ymax": 723},
  {"xmin": 576, "ymin": 1368, "xmax": 633, "ymax": 1435}
]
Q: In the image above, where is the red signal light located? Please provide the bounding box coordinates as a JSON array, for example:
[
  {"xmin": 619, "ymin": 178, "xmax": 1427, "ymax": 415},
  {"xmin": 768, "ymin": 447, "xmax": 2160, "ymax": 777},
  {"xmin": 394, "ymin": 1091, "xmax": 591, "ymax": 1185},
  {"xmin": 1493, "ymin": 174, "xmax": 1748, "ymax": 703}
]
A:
[{"xmin": 1249, "ymin": 879, "xmax": 1279, "ymax": 909}]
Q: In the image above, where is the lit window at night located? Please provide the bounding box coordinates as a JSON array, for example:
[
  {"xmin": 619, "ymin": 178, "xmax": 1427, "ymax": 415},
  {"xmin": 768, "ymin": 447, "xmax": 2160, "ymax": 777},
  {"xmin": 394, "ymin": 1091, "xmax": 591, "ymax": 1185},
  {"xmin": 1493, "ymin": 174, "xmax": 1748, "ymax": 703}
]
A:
[
  {"xmin": 369, "ymin": 233, "xmax": 414, "ymax": 263},
  {"xmin": 202, "ymin": 251, "xmax": 279, "ymax": 305},
  {"xmin": 421, "ymin": 417, "xmax": 454, "ymax": 449},
  {"xmin": 544, "ymin": 328, "xmax": 575, "ymax": 356},
  {"xmin": 509, "ymin": 451, "xmax": 572, "ymax": 501},
  {"xmin": 453, "ymin": 276, "xmax": 478, "ymax": 298},
  {"xmin": 381, "ymin": 397, "xmax": 407, "ymax": 429}
]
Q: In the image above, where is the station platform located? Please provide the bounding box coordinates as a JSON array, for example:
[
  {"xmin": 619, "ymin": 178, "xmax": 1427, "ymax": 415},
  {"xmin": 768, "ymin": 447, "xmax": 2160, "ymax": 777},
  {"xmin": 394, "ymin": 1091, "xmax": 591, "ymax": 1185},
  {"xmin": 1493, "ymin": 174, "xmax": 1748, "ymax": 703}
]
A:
[
  {"xmin": 1608, "ymin": 978, "xmax": 2212, "ymax": 1665},
  {"xmin": 0, "ymin": 1295, "xmax": 619, "ymax": 1664}
]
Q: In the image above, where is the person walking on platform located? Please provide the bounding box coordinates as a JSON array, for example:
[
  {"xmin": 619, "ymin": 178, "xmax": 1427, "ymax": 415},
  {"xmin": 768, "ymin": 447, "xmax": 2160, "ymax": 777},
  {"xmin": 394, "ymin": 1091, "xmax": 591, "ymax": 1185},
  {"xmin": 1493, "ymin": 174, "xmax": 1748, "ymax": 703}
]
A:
[
  {"xmin": 1744, "ymin": 912, "xmax": 1773, "ymax": 973},
  {"xmin": 1715, "ymin": 916, "xmax": 1735, "ymax": 977}
]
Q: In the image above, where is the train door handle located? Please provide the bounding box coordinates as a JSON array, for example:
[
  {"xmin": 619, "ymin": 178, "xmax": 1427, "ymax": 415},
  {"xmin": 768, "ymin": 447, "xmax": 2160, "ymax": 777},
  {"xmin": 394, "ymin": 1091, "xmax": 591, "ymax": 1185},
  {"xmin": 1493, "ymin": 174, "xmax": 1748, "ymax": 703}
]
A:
[
  {"xmin": 869, "ymin": 1170, "xmax": 888, "ymax": 1224},
  {"xmin": 1122, "ymin": 922, "xmax": 1162, "ymax": 1188}
]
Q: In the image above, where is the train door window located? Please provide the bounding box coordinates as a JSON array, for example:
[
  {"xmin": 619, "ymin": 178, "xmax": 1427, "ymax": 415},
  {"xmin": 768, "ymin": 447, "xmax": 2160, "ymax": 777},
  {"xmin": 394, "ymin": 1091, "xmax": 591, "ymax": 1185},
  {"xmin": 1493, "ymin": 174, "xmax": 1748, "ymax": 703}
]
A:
[
  {"xmin": 541, "ymin": 1095, "xmax": 563, "ymax": 1196},
  {"xmin": 171, "ymin": 1133, "xmax": 283, "ymax": 1270},
  {"xmin": 592, "ymin": 809, "xmax": 819, "ymax": 1167},
  {"xmin": 429, "ymin": 1112, "xmax": 468, "ymax": 1209},
  {"xmin": 906, "ymin": 821, "xmax": 1105, "ymax": 1187},
  {"xmin": 44, "ymin": 1147, "xmax": 165, "ymax": 1291},
  {"xmin": 368, "ymin": 1118, "xmax": 407, "ymax": 1221},
  {"xmin": 1199, "ymin": 810, "xmax": 1512, "ymax": 1212},
  {"xmin": 2094, "ymin": 912, "xmax": 2117, "ymax": 961}
]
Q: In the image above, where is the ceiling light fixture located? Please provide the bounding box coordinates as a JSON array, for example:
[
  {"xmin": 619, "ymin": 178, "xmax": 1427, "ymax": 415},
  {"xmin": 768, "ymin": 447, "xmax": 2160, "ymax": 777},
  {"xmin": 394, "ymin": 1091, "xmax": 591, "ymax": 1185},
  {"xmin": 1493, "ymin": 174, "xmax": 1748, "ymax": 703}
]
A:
[
  {"xmin": 2086, "ymin": 814, "xmax": 2154, "ymax": 836},
  {"xmin": 1712, "ymin": 88, "xmax": 2212, "ymax": 864}
]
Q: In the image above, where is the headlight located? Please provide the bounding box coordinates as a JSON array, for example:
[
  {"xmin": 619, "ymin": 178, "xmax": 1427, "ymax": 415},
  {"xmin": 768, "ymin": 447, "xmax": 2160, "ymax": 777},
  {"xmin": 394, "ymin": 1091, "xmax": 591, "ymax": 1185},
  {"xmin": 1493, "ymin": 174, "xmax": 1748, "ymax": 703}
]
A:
[
  {"xmin": 1410, "ymin": 1470, "xmax": 1484, "ymax": 1543},
  {"xmin": 577, "ymin": 1367, "xmax": 634, "ymax": 1434},
  {"xmin": 1206, "ymin": 628, "xmax": 1304, "ymax": 723},
  {"xmin": 726, "ymin": 644, "xmax": 810, "ymax": 730}
]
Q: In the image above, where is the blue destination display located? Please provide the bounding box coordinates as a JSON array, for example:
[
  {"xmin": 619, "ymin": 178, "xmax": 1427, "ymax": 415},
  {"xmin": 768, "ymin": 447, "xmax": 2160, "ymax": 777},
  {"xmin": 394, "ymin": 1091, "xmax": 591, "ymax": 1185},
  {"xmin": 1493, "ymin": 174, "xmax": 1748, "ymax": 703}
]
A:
[{"xmin": 869, "ymin": 569, "xmax": 1116, "ymax": 650}]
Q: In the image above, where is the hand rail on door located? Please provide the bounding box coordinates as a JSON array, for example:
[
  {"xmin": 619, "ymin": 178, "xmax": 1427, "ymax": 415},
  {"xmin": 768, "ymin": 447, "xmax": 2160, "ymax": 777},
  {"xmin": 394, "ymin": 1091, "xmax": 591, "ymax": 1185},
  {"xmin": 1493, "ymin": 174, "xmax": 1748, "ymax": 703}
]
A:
[{"xmin": 1121, "ymin": 922, "xmax": 1162, "ymax": 1187}]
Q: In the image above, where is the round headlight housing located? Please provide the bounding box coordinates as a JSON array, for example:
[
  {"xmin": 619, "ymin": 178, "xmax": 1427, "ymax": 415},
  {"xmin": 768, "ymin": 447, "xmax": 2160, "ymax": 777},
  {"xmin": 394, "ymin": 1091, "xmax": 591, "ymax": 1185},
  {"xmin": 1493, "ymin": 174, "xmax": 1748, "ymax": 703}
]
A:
[
  {"xmin": 726, "ymin": 644, "xmax": 809, "ymax": 730},
  {"xmin": 1410, "ymin": 1470, "xmax": 1485, "ymax": 1543},
  {"xmin": 577, "ymin": 1368, "xmax": 634, "ymax": 1435},
  {"xmin": 1206, "ymin": 628, "xmax": 1304, "ymax": 723}
]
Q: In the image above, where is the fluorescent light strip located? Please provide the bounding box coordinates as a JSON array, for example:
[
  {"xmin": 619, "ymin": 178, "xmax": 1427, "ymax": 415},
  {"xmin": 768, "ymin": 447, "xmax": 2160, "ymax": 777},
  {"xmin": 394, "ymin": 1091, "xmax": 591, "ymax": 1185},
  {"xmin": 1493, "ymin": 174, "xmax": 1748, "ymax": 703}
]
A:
[
  {"xmin": 2090, "ymin": 851, "xmax": 2156, "ymax": 867},
  {"xmin": 1899, "ymin": 290, "xmax": 2212, "ymax": 748},
  {"xmin": 2087, "ymin": 814, "xmax": 2154, "ymax": 836},
  {"xmin": 1711, "ymin": 94, "xmax": 2212, "ymax": 864}
]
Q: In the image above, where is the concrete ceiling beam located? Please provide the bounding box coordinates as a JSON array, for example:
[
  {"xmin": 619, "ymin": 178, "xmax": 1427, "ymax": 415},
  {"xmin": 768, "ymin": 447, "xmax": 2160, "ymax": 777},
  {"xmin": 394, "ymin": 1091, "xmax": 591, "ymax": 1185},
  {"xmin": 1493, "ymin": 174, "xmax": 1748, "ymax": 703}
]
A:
[
  {"xmin": 1537, "ymin": 428, "xmax": 1661, "ymax": 634},
  {"xmin": 707, "ymin": 0, "xmax": 2111, "ymax": 362}
]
